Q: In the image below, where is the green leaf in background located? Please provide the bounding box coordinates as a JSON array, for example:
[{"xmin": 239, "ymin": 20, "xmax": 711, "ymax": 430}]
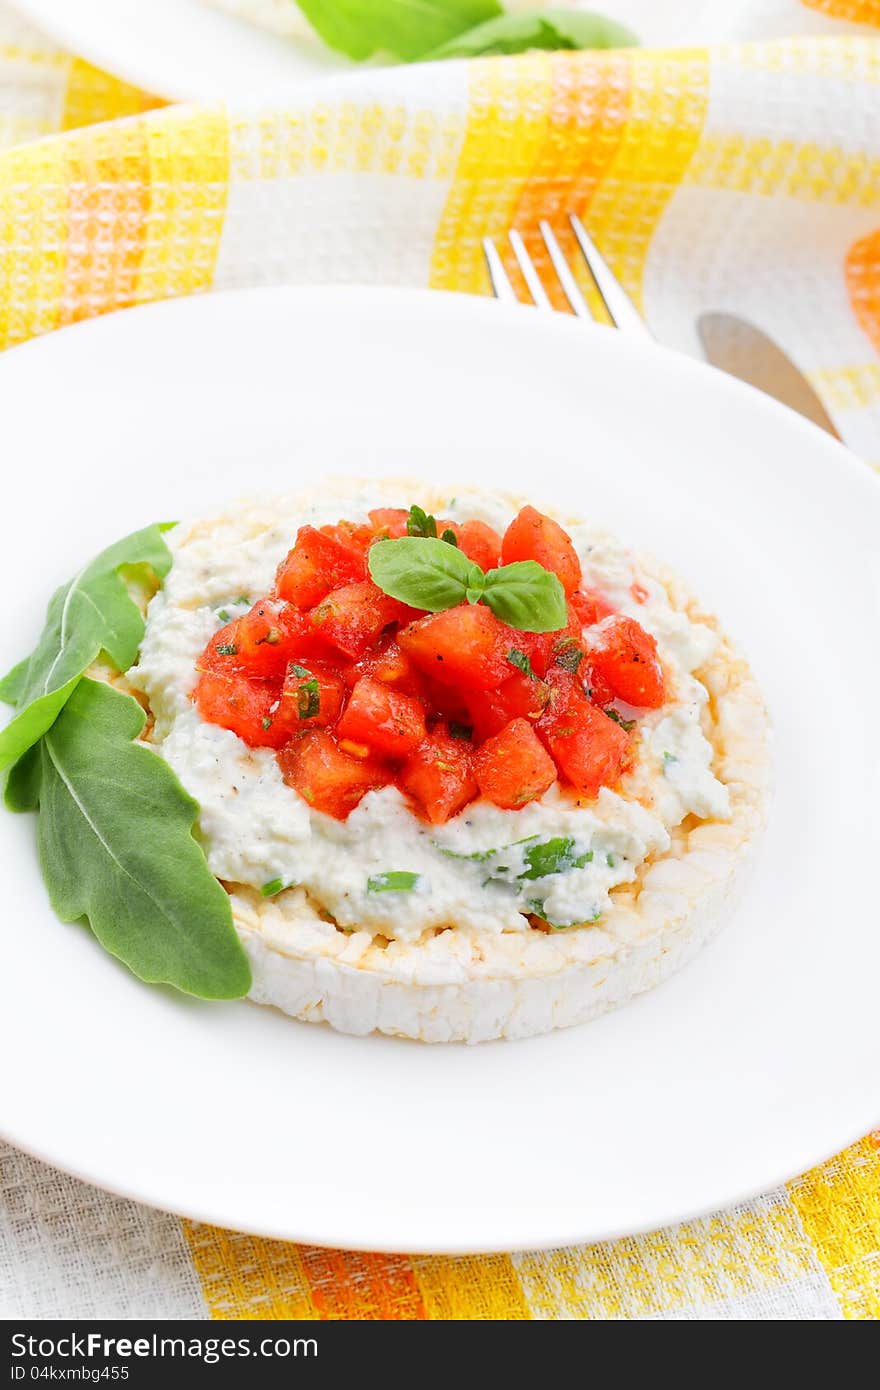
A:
[
  {"xmin": 295, "ymin": 0, "xmax": 502, "ymax": 62},
  {"xmin": 8, "ymin": 678, "xmax": 251, "ymax": 1000},
  {"xmin": 424, "ymin": 7, "xmax": 638, "ymax": 59},
  {"xmin": 0, "ymin": 524, "xmax": 173, "ymax": 773},
  {"xmin": 482, "ymin": 560, "xmax": 566, "ymax": 632},
  {"xmin": 369, "ymin": 535, "xmax": 482, "ymax": 611}
]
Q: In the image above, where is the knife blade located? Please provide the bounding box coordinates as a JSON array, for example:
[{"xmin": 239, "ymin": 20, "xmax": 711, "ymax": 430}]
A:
[{"xmin": 697, "ymin": 311, "xmax": 841, "ymax": 440}]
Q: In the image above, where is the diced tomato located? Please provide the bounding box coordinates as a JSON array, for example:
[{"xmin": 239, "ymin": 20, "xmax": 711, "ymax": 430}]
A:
[
  {"xmin": 399, "ymin": 725, "xmax": 478, "ymax": 824},
  {"xmin": 455, "ymin": 519, "xmax": 502, "ymax": 572},
  {"xmin": 193, "ymin": 670, "xmax": 295, "ymax": 749},
  {"xmin": 310, "ymin": 580, "xmax": 415, "ymax": 659},
  {"xmin": 356, "ymin": 635, "xmax": 427, "ymax": 697},
  {"xmin": 276, "ymin": 525, "xmax": 367, "ymax": 608},
  {"xmin": 465, "ymin": 670, "xmax": 550, "ymax": 741},
  {"xmin": 398, "ymin": 603, "xmax": 512, "ymax": 690},
  {"xmin": 587, "ymin": 615, "xmax": 666, "ymax": 709},
  {"xmin": 501, "ymin": 505, "xmax": 582, "ymax": 596},
  {"xmin": 571, "ymin": 586, "xmax": 616, "ymax": 629},
  {"xmin": 322, "ymin": 520, "xmax": 373, "ymax": 563},
  {"xmin": 277, "ymin": 729, "xmax": 389, "ymax": 819},
  {"xmin": 279, "ymin": 659, "xmax": 345, "ymax": 729},
  {"xmin": 474, "ymin": 718, "xmax": 557, "ymax": 810},
  {"xmin": 517, "ymin": 604, "xmax": 583, "ymax": 678},
  {"xmin": 538, "ymin": 670, "xmax": 630, "ymax": 796},
  {"xmin": 197, "ymin": 599, "xmax": 329, "ymax": 679},
  {"xmin": 336, "ymin": 676, "xmax": 427, "ymax": 759},
  {"xmin": 368, "ymin": 507, "xmax": 410, "ymax": 538}
]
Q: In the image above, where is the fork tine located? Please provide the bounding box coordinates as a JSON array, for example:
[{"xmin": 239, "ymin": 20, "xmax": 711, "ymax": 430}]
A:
[
  {"xmin": 568, "ymin": 213, "xmax": 651, "ymax": 338},
  {"xmin": 538, "ymin": 221, "xmax": 592, "ymax": 319},
  {"xmin": 508, "ymin": 230, "xmax": 553, "ymax": 311},
  {"xmin": 482, "ymin": 237, "xmax": 518, "ymax": 304}
]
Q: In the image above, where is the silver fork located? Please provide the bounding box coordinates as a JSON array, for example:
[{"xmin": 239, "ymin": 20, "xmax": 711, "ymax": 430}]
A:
[
  {"xmin": 483, "ymin": 214, "xmax": 841, "ymax": 438},
  {"xmin": 483, "ymin": 213, "xmax": 651, "ymax": 339}
]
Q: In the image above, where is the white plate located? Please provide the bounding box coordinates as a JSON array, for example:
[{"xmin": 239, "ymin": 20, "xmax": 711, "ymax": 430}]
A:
[
  {"xmin": 10, "ymin": 0, "xmax": 345, "ymax": 102},
  {"xmin": 1, "ymin": 286, "xmax": 878, "ymax": 1253}
]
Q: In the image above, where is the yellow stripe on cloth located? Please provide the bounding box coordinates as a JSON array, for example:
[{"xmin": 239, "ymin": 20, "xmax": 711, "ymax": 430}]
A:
[
  {"xmin": 788, "ymin": 1132, "xmax": 880, "ymax": 1320},
  {"xmin": 183, "ymin": 1221, "xmax": 319, "ymax": 1320},
  {"xmin": 412, "ymin": 1254, "xmax": 531, "ymax": 1320},
  {"xmin": 0, "ymin": 139, "xmax": 67, "ymax": 348},
  {"xmin": 430, "ymin": 53, "xmax": 554, "ymax": 295},
  {"xmin": 138, "ymin": 106, "xmax": 230, "ymax": 305},
  {"xmin": 582, "ymin": 48, "xmax": 710, "ymax": 314},
  {"xmin": 62, "ymin": 57, "xmax": 160, "ymax": 132}
]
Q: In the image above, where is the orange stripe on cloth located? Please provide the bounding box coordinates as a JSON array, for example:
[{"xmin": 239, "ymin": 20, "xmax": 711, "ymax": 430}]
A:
[
  {"xmin": 509, "ymin": 49, "xmax": 633, "ymax": 314},
  {"xmin": 845, "ymin": 226, "xmax": 880, "ymax": 352},
  {"xmin": 787, "ymin": 1131, "xmax": 880, "ymax": 1321},
  {"xmin": 297, "ymin": 1247, "xmax": 426, "ymax": 1320},
  {"xmin": 412, "ymin": 1254, "xmax": 531, "ymax": 1320},
  {"xmin": 183, "ymin": 1222, "xmax": 319, "ymax": 1320},
  {"xmin": 60, "ymin": 121, "xmax": 151, "ymax": 326},
  {"xmin": 800, "ymin": 0, "xmax": 880, "ymax": 22},
  {"xmin": 430, "ymin": 53, "xmax": 554, "ymax": 294}
]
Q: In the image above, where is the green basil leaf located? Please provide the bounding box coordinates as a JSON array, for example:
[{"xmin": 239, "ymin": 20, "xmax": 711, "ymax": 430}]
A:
[
  {"xmin": 10, "ymin": 678, "xmax": 250, "ymax": 999},
  {"xmin": 506, "ymin": 647, "xmax": 536, "ymax": 680},
  {"xmin": 520, "ymin": 836, "xmax": 593, "ymax": 880},
  {"xmin": 482, "ymin": 561, "xmax": 567, "ymax": 632},
  {"xmin": 406, "ymin": 504, "xmax": 437, "ymax": 538},
  {"xmin": 367, "ymin": 871, "xmax": 421, "ymax": 892},
  {"xmin": 368, "ymin": 536, "xmax": 482, "ymax": 611},
  {"xmin": 425, "ymin": 8, "xmax": 637, "ymax": 59},
  {"xmin": 295, "ymin": 0, "xmax": 501, "ymax": 61},
  {"xmin": 0, "ymin": 524, "xmax": 173, "ymax": 773}
]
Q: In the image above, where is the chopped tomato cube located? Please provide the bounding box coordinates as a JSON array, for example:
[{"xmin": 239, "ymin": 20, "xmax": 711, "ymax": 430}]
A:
[
  {"xmin": 356, "ymin": 636, "xmax": 427, "ymax": 697},
  {"xmin": 368, "ymin": 507, "xmax": 410, "ymax": 538},
  {"xmin": 279, "ymin": 659, "xmax": 345, "ymax": 729},
  {"xmin": 474, "ymin": 718, "xmax": 557, "ymax": 810},
  {"xmin": 197, "ymin": 599, "xmax": 329, "ymax": 679},
  {"xmin": 516, "ymin": 604, "xmax": 583, "ymax": 678},
  {"xmin": 276, "ymin": 525, "xmax": 367, "ymax": 608},
  {"xmin": 336, "ymin": 676, "xmax": 427, "ymax": 759},
  {"xmin": 193, "ymin": 670, "xmax": 294, "ymax": 749},
  {"xmin": 310, "ymin": 580, "xmax": 414, "ymax": 659},
  {"xmin": 465, "ymin": 670, "xmax": 550, "ymax": 741},
  {"xmin": 277, "ymin": 729, "xmax": 389, "ymax": 819},
  {"xmin": 538, "ymin": 670, "xmax": 630, "ymax": 796},
  {"xmin": 322, "ymin": 520, "xmax": 373, "ymax": 562},
  {"xmin": 571, "ymin": 586, "xmax": 616, "ymax": 629},
  {"xmin": 399, "ymin": 724, "xmax": 478, "ymax": 824},
  {"xmin": 501, "ymin": 505, "xmax": 582, "ymax": 596},
  {"xmin": 587, "ymin": 615, "xmax": 666, "ymax": 709},
  {"xmin": 397, "ymin": 603, "xmax": 512, "ymax": 690},
  {"xmin": 454, "ymin": 519, "xmax": 502, "ymax": 572}
]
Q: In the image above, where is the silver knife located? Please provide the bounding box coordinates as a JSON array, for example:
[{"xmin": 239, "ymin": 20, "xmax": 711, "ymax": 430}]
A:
[{"xmin": 697, "ymin": 311, "xmax": 841, "ymax": 440}]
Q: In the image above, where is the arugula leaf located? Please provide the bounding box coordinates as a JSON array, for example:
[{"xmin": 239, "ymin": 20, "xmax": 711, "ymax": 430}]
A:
[
  {"xmin": 0, "ymin": 524, "xmax": 173, "ymax": 773},
  {"xmin": 7, "ymin": 678, "xmax": 250, "ymax": 999},
  {"xmin": 367, "ymin": 870, "xmax": 421, "ymax": 892},
  {"xmin": 294, "ymin": 0, "xmax": 501, "ymax": 61},
  {"xmin": 369, "ymin": 536, "xmax": 482, "ymax": 612},
  {"xmin": 482, "ymin": 561, "xmax": 566, "ymax": 632},
  {"xmin": 424, "ymin": 8, "xmax": 637, "ymax": 59},
  {"xmin": 520, "ymin": 836, "xmax": 592, "ymax": 880}
]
